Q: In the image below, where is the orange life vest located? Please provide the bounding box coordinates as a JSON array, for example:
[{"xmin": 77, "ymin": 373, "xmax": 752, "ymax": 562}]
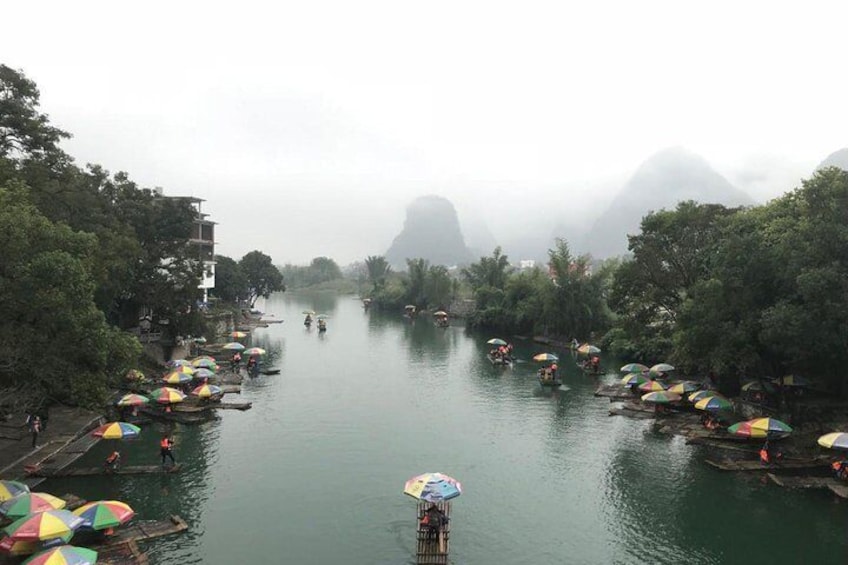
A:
[
  {"xmin": 160, "ymin": 438, "xmax": 171, "ymax": 449},
  {"xmin": 759, "ymin": 449, "xmax": 769, "ymax": 464},
  {"xmin": 833, "ymin": 461, "xmax": 843, "ymax": 472},
  {"xmin": 106, "ymin": 452, "xmax": 119, "ymax": 463}
]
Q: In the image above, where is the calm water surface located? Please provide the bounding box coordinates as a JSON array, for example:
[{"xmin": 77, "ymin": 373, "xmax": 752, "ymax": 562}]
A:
[{"xmin": 47, "ymin": 292, "xmax": 848, "ymax": 564}]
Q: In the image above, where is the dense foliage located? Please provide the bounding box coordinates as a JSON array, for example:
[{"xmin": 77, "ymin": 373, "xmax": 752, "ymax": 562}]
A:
[
  {"xmin": 363, "ymin": 256, "xmax": 458, "ymax": 311},
  {"xmin": 280, "ymin": 257, "xmax": 342, "ymax": 289},
  {"xmin": 213, "ymin": 252, "xmax": 286, "ymax": 305}
]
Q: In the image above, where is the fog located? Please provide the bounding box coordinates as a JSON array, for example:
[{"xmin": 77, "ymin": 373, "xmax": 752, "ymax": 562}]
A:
[{"xmin": 2, "ymin": 1, "xmax": 846, "ymax": 264}]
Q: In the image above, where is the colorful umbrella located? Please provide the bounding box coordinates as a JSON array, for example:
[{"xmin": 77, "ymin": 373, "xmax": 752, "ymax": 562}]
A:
[
  {"xmin": 621, "ymin": 373, "xmax": 649, "ymax": 387},
  {"xmin": 818, "ymin": 432, "xmax": 848, "ymax": 450},
  {"xmin": 667, "ymin": 381, "xmax": 700, "ymax": 394},
  {"xmin": 649, "ymin": 363, "xmax": 675, "ymax": 376},
  {"xmin": 620, "ymin": 363, "xmax": 649, "ymax": 373},
  {"xmin": 191, "ymin": 358, "xmax": 217, "ymax": 370},
  {"xmin": 222, "ymin": 342, "xmax": 245, "ymax": 351},
  {"xmin": 0, "ymin": 538, "xmax": 46, "ymax": 556},
  {"xmin": 2, "ymin": 510, "xmax": 84, "ymax": 542},
  {"xmin": 316, "ymin": 315, "xmax": 330, "ymax": 320},
  {"xmin": 433, "ymin": 311, "xmax": 448, "ymax": 317},
  {"xmin": 773, "ymin": 374, "xmax": 810, "ymax": 387},
  {"xmin": 727, "ymin": 418, "xmax": 793, "ymax": 439},
  {"xmin": 0, "ymin": 493, "xmax": 66, "ymax": 519},
  {"xmin": 166, "ymin": 359, "xmax": 192, "ymax": 368},
  {"xmin": 688, "ymin": 390, "xmax": 715, "ymax": 403},
  {"xmin": 641, "ymin": 391, "xmax": 682, "ymax": 404},
  {"xmin": 741, "ymin": 381, "xmax": 777, "ymax": 393},
  {"xmin": 694, "ymin": 396, "xmax": 732, "ymax": 411},
  {"xmin": 487, "ymin": 338, "xmax": 508, "ymax": 346},
  {"xmin": 403, "ymin": 472, "xmax": 462, "ymax": 503},
  {"xmin": 91, "ymin": 422, "xmax": 141, "ymax": 440},
  {"xmin": 533, "ymin": 353, "xmax": 559, "ymax": 362},
  {"xmin": 73, "ymin": 501, "xmax": 134, "ymax": 531},
  {"xmin": 22, "ymin": 545, "xmax": 98, "ymax": 565},
  {"xmin": 302, "ymin": 310, "xmax": 316, "ymax": 315},
  {"xmin": 577, "ymin": 344, "xmax": 601, "ymax": 355},
  {"xmin": 162, "ymin": 371, "xmax": 192, "ymax": 385},
  {"xmin": 115, "ymin": 394, "xmax": 149, "ymax": 407},
  {"xmin": 148, "ymin": 387, "xmax": 186, "ymax": 405},
  {"xmin": 230, "ymin": 331, "xmax": 248, "ymax": 339},
  {"xmin": 192, "ymin": 368, "xmax": 216, "ymax": 380},
  {"xmin": 638, "ymin": 380, "xmax": 668, "ymax": 392},
  {"xmin": 243, "ymin": 347, "xmax": 266, "ymax": 356},
  {"xmin": 169, "ymin": 365, "xmax": 195, "ymax": 375},
  {"xmin": 0, "ymin": 481, "xmax": 30, "ymax": 503},
  {"xmin": 191, "ymin": 384, "xmax": 223, "ymax": 398}
]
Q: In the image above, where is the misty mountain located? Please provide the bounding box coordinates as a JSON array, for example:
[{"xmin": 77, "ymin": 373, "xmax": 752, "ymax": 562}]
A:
[
  {"xmin": 385, "ymin": 195, "xmax": 473, "ymax": 268},
  {"xmin": 580, "ymin": 147, "xmax": 753, "ymax": 259},
  {"xmin": 461, "ymin": 215, "xmax": 499, "ymax": 259},
  {"xmin": 817, "ymin": 148, "xmax": 848, "ymax": 171}
]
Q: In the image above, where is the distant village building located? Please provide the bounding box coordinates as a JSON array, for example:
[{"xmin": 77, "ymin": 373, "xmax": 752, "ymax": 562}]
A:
[{"xmin": 518, "ymin": 260, "xmax": 536, "ymax": 270}]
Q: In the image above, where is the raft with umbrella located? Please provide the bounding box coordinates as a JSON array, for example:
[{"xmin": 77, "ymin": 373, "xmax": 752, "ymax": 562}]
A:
[
  {"xmin": 727, "ymin": 418, "xmax": 792, "ymax": 440},
  {"xmin": 404, "ymin": 473, "xmax": 459, "ymax": 564}
]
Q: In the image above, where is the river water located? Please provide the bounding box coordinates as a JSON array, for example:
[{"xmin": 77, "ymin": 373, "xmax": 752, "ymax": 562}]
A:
[{"xmin": 47, "ymin": 292, "xmax": 848, "ymax": 564}]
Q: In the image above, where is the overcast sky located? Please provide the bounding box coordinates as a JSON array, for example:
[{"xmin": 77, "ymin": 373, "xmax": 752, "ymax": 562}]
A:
[{"xmin": 3, "ymin": 1, "xmax": 847, "ymax": 263}]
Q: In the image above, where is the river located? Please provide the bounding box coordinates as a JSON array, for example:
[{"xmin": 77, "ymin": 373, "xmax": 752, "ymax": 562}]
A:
[{"xmin": 46, "ymin": 292, "xmax": 848, "ymax": 564}]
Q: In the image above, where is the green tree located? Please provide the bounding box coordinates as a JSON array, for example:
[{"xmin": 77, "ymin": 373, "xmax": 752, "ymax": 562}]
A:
[
  {"xmin": 240, "ymin": 251, "xmax": 285, "ymax": 307},
  {"xmin": 213, "ymin": 256, "xmax": 248, "ymax": 303},
  {"xmin": 403, "ymin": 258, "xmax": 430, "ymax": 307},
  {"xmin": 462, "ymin": 246, "xmax": 512, "ymax": 291},
  {"xmin": 424, "ymin": 265, "xmax": 453, "ymax": 308},
  {"xmin": 364, "ymin": 255, "xmax": 391, "ymax": 292},
  {"xmin": 0, "ymin": 65, "xmax": 69, "ymax": 159}
]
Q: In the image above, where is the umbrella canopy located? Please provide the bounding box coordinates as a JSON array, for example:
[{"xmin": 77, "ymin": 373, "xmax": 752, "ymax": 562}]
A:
[
  {"xmin": 169, "ymin": 365, "xmax": 195, "ymax": 375},
  {"xmin": 192, "ymin": 368, "xmax": 216, "ymax": 380},
  {"xmin": 191, "ymin": 384, "xmax": 223, "ymax": 398},
  {"xmin": 621, "ymin": 373, "xmax": 649, "ymax": 387},
  {"xmin": 649, "ymin": 363, "xmax": 675, "ymax": 376},
  {"xmin": 73, "ymin": 501, "xmax": 134, "ymax": 531},
  {"xmin": 222, "ymin": 342, "xmax": 245, "ymax": 351},
  {"xmin": 302, "ymin": 310, "xmax": 316, "ymax": 315},
  {"xmin": 577, "ymin": 344, "xmax": 601, "ymax": 355},
  {"xmin": 3, "ymin": 510, "xmax": 84, "ymax": 542},
  {"xmin": 0, "ymin": 538, "xmax": 49, "ymax": 556},
  {"xmin": 115, "ymin": 394, "xmax": 149, "ymax": 407},
  {"xmin": 22, "ymin": 545, "xmax": 98, "ymax": 565},
  {"xmin": 727, "ymin": 418, "xmax": 793, "ymax": 439},
  {"xmin": 405, "ymin": 305, "xmax": 416, "ymax": 310},
  {"xmin": 620, "ymin": 363, "xmax": 649, "ymax": 374},
  {"xmin": 638, "ymin": 380, "xmax": 667, "ymax": 392},
  {"xmin": 487, "ymin": 338, "xmax": 507, "ymax": 346},
  {"xmin": 0, "ymin": 481, "xmax": 30, "ymax": 503},
  {"xmin": 533, "ymin": 353, "xmax": 559, "ymax": 362},
  {"xmin": 91, "ymin": 422, "xmax": 141, "ymax": 440},
  {"xmin": 316, "ymin": 315, "xmax": 330, "ymax": 320},
  {"xmin": 162, "ymin": 371, "xmax": 192, "ymax": 385},
  {"xmin": 230, "ymin": 331, "xmax": 248, "ymax": 339},
  {"xmin": 0, "ymin": 493, "xmax": 66, "ymax": 519},
  {"xmin": 148, "ymin": 387, "xmax": 186, "ymax": 405},
  {"xmin": 667, "ymin": 381, "xmax": 701, "ymax": 394},
  {"xmin": 191, "ymin": 358, "xmax": 217, "ymax": 370},
  {"xmin": 688, "ymin": 390, "xmax": 715, "ymax": 403},
  {"xmin": 773, "ymin": 374, "xmax": 810, "ymax": 387},
  {"xmin": 818, "ymin": 432, "xmax": 848, "ymax": 451},
  {"xmin": 403, "ymin": 472, "xmax": 462, "ymax": 503},
  {"xmin": 741, "ymin": 381, "xmax": 777, "ymax": 393},
  {"xmin": 166, "ymin": 359, "xmax": 192, "ymax": 368},
  {"xmin": 433, "ymin": 311, "xmax": 448, "ymax": 317},
  {"xmin": 641, "ymin": 391, "xmax": 682, "ymax": 404},
  {"xmin": 694, "ymin": 396, "xmax": 732, "ymax": 411},
  {"xmin": 243, "ymin": 347, "xmax": 266, "ymax": 356}
]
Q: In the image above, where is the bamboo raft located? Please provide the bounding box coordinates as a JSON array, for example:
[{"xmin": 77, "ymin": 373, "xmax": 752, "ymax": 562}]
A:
[
  {"xmin": 538, "ymin": 377, "xmax": 562, "ymax": 387},
  {"xmin": 705, "ymin": 459, "xmax": 831, "ymax": 473},
  {"xmin": 767, "ymin": 473, "xmax": 848, "ymax": 499},
  {"xmin": 416, "ymin": 502, "xmax": 450, "ymax": 565},
  {"xmin": 139, "ymin": 406, "xmax": 209, "ymax": 424},
  {"xmin": 594, "ymin": 384, "xmax": 635, "ymax": 401},
  {"xmin": 97, "ymin": 540, "xmax": 148, "ymax": 564},
  {"xmin": 29, "ymin": 464, "xmax": 182, "ymax": 478},
  {"xmin": 487, "ymin": 354, "xmax": 512, "ymax": 367},
  {"xmin": 174, "ymin": 402, "xmax": 252, "ymax": 412},
  {"xmin": 93, "ymin": 515, "xmax": 189, "ymax": 548}
]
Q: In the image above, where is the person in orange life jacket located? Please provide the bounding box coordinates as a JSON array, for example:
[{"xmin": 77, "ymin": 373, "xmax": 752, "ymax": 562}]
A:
[
  {"xmin": 231, "ymin": 351, "xmax": 242, "ymax": 373},
  {"xmin": 160, "ymin": 435, "xmax": 176, "ymax": 467},
  {"xmin": 833, "ymin": 460, "xmax": 848, "ymax": 481},
  {"xmin": 104, "ymin": 450, "xmax": 121, "ymax": 472},
  {"xmin": 420, "ymin": 504, "xmax": 447, "ymax": 541},
  {"xmin": 550, "ymin": 363, "xmax": 558, "ymax": 379},
  {"xmin": 591, "ymin": 356, "xmax": 600, "ymax": 371}
]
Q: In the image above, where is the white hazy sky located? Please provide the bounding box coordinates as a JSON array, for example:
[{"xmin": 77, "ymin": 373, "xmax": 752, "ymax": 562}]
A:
[{"xmin": 3, "ymin": 1, "xmax": 847, "ymax": 263}]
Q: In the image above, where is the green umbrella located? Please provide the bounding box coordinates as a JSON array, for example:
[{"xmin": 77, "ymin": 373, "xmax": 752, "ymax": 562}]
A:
[{"xmin": 620, "ymin": 363, "xmax": 649, "ymax": 373}]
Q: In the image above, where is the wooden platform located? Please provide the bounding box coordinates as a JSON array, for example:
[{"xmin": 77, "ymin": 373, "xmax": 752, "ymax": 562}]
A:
[
  {"xmin": 98, "ymin": 540, "xmax": 148, "ymax": 564},
  {"xmin": 538, "ymin": 377, "xmax": 562, "ymax": 387},
  {"xmin": 94, "ymin": 515, "xmax": 189, "ymax": 547},
  {"xmin": 30, "ymin": 464, "xmax": 182, "ymax": 478},
  {"xmin": 767, "ymin": 473, "xmax": 848, "ymax": 499},
  {"xmin": 139, "ymin": 406, "xmax": 209, "ymax": 424},
  {"xmin": 705, "ymin": 458, "xmax": 831, "ymax": 473},
  {"xmin": 594, "ymin": 384, "xmax": 634, "ymax": 401},
  {"xmin": 416, "ymin": 502, "xmax": 450, "ymax": 565}
]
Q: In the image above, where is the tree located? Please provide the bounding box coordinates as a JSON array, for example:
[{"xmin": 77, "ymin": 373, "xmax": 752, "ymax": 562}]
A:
[
  {"xmin": 240, "ymin": 251, "xmax": 285, "ymax": 307},
  {"xmin": 462, "ymin": 247, "xmax": 512, "ymax": 291},
  {"xmin": 213, "ymin": 256, "xmax": 248, "ymax": 303},
  {"xmin": 364, "ymin": 255, "xmax": 391, "ymax": 292},
  {"xmin": 403, "ymin": 258, "xmax": 430, "ymax": 307},
  {"xmin": 424, "ymin": 265, "xmax": 453, "ymax": 308},
  {"xmin": 0, "ymin": 65, "xmax": 69, "ymax": 160}
]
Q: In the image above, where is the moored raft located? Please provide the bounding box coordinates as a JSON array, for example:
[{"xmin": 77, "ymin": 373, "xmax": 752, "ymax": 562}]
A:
[
  {"xmin": 486, "ymin": 353, "xmax": 512, "ymax": 367},
  {"xmin": 28, "ymin": 465, "xmax": 182, "ymax": 478},
  {"xmin": 767, "ymin": 473, "xmax": 848, "ymax": 499},
  {"xmin": 705, "ymin": 458, "xmax": 832, "ymax": 473},
  {"xmin": 416, "ymin": 501, "xmax": 450, "ymax": 565}
]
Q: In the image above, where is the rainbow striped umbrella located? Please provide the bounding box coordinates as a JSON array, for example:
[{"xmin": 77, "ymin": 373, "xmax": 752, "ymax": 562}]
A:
[
  {"xmin": 533, "ymin": 353, "xmax": 559, "ymax": 362},
  {"xmin": 621, "ymin": 373, "xmax": 649, "ymax": 387},
  {"xmin": 191, "ymin": 358, "xmax": 217, "ymax": 370},
  {"xmin": 162, "ymin": 371, "xmax": 192, "ymax": 385},
  {"xmin": 222, "ymin": 342, "xmax": 245, "ymax": 351},
  {"xmin": 0, "ymin": 493, "xmax": 66, "ymax": 519},
  {"xmin": 403, "ymin": 472, "xmax": 462, "ymax": 503},
  {"xmin": 22, "ymin": 545, "xmax": 98, "ymax": 565},
  {"xmin": 2, "ymin": 510, "xmax": 83, "ymax": 542},
  {"xmin": 0, "ymin": 538, "xmax": 45, "ymax": 556},
  {"xmin": 728, "ymin": 418, "xmax": 792, "ymax": 439},
  {"xmin": 73, "ymin": 501, "xmax": 134, "ymax": 531},
  {"xmin": 638, "ymin": 380, "xmax": 668, "ymax": 392},
  {"xmin": 0, "ymin": 480, "xmax": 30, "ymax": 503},
  {"xmin": 230, "ymin": 331, "xmax": 248, "ymax": 339},
  {"xmin": 641, "ymin": 391, "xmax": 681, "ymax": 404},
  {"xmin": 649, "ymin": 363, "xmax": 675, "ymax": 377},
  {"xmin": 169, "ymin": 365, "xmax": 195, "ymax": 375},
  {"xmin": 243, "ymin": 347, "xmax": 266, "ymax": 356},
  {"xmin": 486, "ymin": 338, "xmax": 507, "ymax": 346},
  {"xmin": 192, "ymin": 368, "xmax": 216, "ymax": 380},
  {"xmin": 191, "ymin": 384, "xmax": 223, "ymax": 399},
  {"xmin": 116, "ymin": 394, "xmax": 149, "ymax": 407},
  {"xmin": 688, "ymin": 390, "xmax": 715, "ymax": 403},
  {"xmin": 166, "ymin": 359, "xmax": 192, "ymax": 368},
  {"xmin": 91, "ymin": 422, "xmax": 141, "ymax": 440},
  {"xmin": 620, "ymin": 363, "xmax": 649, "ymax": 373},
  {"xmin": 694, "ymin": 396, "xmax": 732, "ymax": 411},
  {"xmin": 667, "ymin": 381, "xmax": 700, "ymax": 394},
  {"xmin": 741, "ymin": 381, "xmax": 776, "ymax": 393},
  {"xmin": 577, "ymin": 344, "xmax": 601, "ymax": 355},
  {"xmin": 148, "ymin": 387, "xmax": 186, "ymax": 405},
  {"xmin": 818, "ymin": 432, "xmax": 848, "ymax": 450}
]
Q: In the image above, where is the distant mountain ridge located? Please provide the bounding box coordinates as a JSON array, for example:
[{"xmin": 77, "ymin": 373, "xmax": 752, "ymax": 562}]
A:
[
  {"xmin": 385, "ymin": 195, "xmax": 473, "ymax": 268},
  {"xmin": 580, "ymin": 147, "xmax": 753, "ymax": 258},
  {"xmin": 817, "ymin": 148, "xmax": 848, "ymax": 171}
]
